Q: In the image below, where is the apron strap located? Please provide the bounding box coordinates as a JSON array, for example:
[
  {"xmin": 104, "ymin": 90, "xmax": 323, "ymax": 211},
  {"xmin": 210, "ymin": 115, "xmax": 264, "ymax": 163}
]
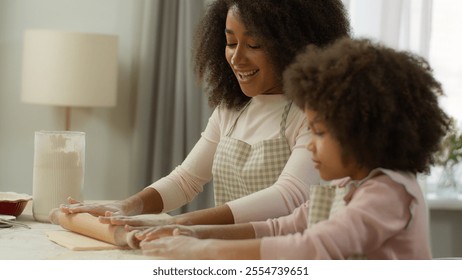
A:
[
  {"xmin": 226, "ymin": 100, "xmax": 252, "ymax": 137},
  {"xmin": 227, "ymin": 100, "xmax": 293, "ymax": 137},
  {"xmin": 279, "ymin": 101, "xmax": 292, "ymax": 137}
]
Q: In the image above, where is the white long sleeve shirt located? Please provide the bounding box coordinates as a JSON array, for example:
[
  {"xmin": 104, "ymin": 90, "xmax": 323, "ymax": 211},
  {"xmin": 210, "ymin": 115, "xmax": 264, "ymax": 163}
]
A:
[{"xmin": 147, "ymin": 94, "xmax": 319, "ymax": 222}]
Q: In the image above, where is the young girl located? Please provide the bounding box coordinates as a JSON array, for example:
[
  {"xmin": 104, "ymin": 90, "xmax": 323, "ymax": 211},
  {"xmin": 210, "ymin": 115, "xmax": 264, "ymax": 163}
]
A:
[
  {"xmin": 135, "ymin": 38, "xmax": 450, "ymax": 259},
  {"xmin": 60, "ymin": 0, "xmax": 350, "ymax": 228}
]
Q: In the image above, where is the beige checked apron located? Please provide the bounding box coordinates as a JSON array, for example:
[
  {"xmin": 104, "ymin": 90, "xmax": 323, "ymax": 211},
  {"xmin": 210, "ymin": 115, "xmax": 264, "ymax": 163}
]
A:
[
  {"xmin": 212, "ymin": 101, "xmax": 292, "ymax": 206},
  {"xmin": 308, "ymin": 184, "xmax": 366, "ymax": 259},
  {"xmin": 308, "ymin": 184, "xmax": 351, "ymax": 228}
]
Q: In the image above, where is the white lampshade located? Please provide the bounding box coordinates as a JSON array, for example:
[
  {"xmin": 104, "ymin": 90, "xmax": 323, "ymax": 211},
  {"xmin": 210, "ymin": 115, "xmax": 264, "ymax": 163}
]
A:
[{"xmin": 21, "ymin": 29, "xmax": 118, "ymax": 107}]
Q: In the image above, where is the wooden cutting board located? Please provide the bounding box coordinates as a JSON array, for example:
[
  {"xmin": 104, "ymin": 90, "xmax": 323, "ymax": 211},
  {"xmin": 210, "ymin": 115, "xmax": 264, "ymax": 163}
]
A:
[{"xmin": 47, "ymin": 230, "xmax": 123, "ymax": 251}]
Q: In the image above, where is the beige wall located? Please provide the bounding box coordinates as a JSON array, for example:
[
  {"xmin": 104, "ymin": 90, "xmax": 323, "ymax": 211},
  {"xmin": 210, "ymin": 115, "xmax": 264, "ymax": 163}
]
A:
[
  {"xmin": 430, "ymin": 209, "xmax": 462, "ymax": 258},
  {"xmin": 0, "ymin": 0, "xmax": 146, "ymax": 199}
]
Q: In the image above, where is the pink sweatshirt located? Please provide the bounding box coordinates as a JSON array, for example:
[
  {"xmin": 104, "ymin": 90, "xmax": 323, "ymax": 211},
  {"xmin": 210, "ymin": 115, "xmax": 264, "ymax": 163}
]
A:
[{"xmin": 252, "ymin": 169, "xmax": 432, "ymax": 259}]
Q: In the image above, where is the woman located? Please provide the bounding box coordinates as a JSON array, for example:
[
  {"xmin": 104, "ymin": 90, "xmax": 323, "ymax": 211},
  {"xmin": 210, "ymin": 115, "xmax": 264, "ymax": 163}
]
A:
[{"xmin": 60, "ymin": 0, "xmax": 350, "ymax": 227}]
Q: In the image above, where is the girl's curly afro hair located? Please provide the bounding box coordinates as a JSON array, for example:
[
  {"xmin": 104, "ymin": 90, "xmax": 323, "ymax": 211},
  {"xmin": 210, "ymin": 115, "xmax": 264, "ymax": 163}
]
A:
[
  {"xmin": 284, "ymin": 38, "xmax": 451, "ymax": 174},
  {"xmin": 194, "ymin": 0, "xmax": 350, "ymax": 110}
]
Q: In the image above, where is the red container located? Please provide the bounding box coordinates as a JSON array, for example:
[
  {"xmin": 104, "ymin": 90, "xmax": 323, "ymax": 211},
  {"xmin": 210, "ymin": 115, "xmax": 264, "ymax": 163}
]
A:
[{"xmin": 0, "ymin": 192, "xmax": 32, "ymax": 217}]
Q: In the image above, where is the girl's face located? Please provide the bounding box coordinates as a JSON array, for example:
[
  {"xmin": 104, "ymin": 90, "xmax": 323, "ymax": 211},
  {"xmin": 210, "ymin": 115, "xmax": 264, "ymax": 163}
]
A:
[
  {"xmin": 306, "ymin": 109, "xmax": 370, "ymax": 181},
  {"xmin": 225, "ymin": 8, "xmax": 282, "ymax": 97}
]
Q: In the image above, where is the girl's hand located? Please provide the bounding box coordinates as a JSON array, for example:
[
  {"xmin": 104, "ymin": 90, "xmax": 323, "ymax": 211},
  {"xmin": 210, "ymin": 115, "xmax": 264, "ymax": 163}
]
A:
[
  {"xmin": 139, "ymin": 235, "xmax": 213, "ymax": 259},
  {"xmin": 137, "ymin": 226, "xmax": 261, "ymax": 259}
]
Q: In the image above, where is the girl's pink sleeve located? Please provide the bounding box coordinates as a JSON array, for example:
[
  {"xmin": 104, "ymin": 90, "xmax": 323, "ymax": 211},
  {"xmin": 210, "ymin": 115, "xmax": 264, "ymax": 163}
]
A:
[{"xmin": 252, "ymin": 178, "xmax": 415, "ymax": 259}]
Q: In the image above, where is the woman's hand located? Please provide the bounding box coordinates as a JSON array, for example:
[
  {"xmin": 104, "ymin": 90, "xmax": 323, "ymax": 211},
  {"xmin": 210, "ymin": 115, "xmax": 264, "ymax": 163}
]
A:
[
  {"xmin": 142, "ymin": 225, "xmax": 198, "ymax": 239},
  {"xmin": 125, "ymin": 225, "xmax": 198, "ymax": 249},
  {"xmin": 101, "ymin": 214, "xmax": 175, "ymax": 228},
  {"xmin": 59, "ymin": 195, "xmax": 144, "ymax": 219},
  {"xmin": 59, "ymin": 197, "xmax": 125, "ymax": 216}
]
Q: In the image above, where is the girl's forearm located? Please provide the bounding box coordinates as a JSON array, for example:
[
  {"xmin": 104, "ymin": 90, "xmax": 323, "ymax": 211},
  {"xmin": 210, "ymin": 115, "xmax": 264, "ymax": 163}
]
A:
[{"xmin": 206, "ymin": 238, "xmax": 262, "ymax": 259}]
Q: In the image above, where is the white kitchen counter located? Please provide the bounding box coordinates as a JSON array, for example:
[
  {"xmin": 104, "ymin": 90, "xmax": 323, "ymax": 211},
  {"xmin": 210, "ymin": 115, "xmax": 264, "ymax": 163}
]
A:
[
  {"xmin": 425, "ymin": 193, "xmax": 462, "ymax": 258},
  {"xmin": 426, "ymin": 192, "xmax": 462, "ymax": 210}
]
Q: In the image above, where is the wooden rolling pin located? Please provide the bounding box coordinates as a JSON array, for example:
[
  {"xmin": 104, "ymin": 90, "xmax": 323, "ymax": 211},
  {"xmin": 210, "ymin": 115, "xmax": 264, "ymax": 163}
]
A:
[{"xmin": 49, "ymin": 208, "xmax": 128, "ymax": 247}]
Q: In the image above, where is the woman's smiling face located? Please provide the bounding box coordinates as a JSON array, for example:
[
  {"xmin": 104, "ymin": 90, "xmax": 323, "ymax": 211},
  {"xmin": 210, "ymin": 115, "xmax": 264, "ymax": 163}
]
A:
[{"xmin": 224, "ymin": 8, "xmax": 283, "ymax": 97}]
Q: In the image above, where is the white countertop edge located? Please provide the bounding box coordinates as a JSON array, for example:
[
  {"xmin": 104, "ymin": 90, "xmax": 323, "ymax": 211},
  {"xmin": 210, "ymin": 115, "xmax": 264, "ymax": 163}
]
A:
[{"xmin": 426, "ymin": 193, "xmax": 462, "ymax": 210}]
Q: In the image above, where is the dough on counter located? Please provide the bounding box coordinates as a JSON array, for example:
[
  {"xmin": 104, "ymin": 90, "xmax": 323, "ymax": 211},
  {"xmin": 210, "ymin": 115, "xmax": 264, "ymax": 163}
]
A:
[{"xmin": 47, "ymin": 230, "xmax": 123, "ymax": 251}]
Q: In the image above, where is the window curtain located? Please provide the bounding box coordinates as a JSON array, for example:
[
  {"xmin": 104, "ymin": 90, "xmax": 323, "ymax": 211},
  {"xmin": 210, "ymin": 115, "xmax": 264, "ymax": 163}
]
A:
[
  {"xmin": 131, "ymin": 0, "xmax": 214, "ymax": 214},
  {"xmin": 344, "ymin": 0, "xmax": 433, "ymax": 58}
]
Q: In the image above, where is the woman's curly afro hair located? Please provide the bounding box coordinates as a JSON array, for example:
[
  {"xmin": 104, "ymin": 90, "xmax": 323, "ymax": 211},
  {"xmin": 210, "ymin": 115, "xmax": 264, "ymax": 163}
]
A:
[
  {"xmin": 284, "ymin": 38, "xmax": 451, "ymax": 174},
  {"xmin": 193, "ymin": 0, "xmax": 350, "ymax": 110}
]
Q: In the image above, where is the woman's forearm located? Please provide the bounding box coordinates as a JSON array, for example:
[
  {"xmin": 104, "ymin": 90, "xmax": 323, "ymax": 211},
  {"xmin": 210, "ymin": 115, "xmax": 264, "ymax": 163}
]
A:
[
  {"xmin": 193, "ymin": 223, "xmax": 256, "ymax": 240},
  {"xmin": 174, "ymin": 204, "xmax": 235, "ymax": 225},
  {"xmin": 128, "ymin": 187, "xmax": 164, "ymax": 214}
]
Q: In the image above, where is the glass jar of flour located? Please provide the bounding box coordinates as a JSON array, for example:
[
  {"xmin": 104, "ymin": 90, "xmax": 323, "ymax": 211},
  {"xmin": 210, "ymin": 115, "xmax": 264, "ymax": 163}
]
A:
[{"xmin": 32, "ymin": 131, "xmax": 85, "ymax": 222}]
